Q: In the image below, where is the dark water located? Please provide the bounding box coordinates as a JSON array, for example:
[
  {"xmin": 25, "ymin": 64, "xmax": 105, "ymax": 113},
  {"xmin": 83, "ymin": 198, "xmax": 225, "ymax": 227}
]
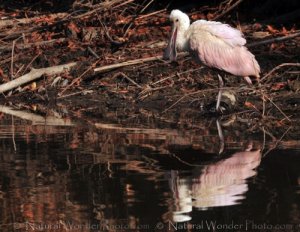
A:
[{"xmin": 0, "ymin": 111, "xmax": 300, "ymax": 232}]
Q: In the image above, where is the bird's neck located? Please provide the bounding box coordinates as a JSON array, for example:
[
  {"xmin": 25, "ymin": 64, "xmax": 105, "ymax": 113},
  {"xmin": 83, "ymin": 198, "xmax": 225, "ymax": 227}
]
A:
[{"xmin": 176, "ymin": 25, "xmax": 189, "ymax": 52}]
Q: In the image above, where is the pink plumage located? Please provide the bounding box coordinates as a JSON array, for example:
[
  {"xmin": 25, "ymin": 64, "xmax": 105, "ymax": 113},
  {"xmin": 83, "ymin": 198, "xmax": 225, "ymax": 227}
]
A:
[
  {"xmin": 191, "ymin": 20, "xmax": 246, "ymax": 46},
  {"xmin": 164, "ymin": 10, "xmax": 260, "ymax": 84}
]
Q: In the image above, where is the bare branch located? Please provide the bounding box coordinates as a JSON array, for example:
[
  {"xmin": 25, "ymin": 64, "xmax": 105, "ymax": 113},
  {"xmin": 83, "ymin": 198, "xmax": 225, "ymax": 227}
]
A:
[
  {"xmin": 213, "ymin": 0, "xmax": 244, "ymax": 21},
  {"xmin": 0, "ymin": 62, "xmax": 77, "ymax": 93},
  {"xmin": 248, "ymin": 31, "xmax": 300, "ymax": 48}
]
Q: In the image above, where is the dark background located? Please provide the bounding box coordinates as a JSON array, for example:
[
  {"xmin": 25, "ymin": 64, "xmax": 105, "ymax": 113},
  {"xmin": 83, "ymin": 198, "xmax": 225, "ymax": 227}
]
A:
[{"xmin": 1, "ymin": 0, "xmax": 299, "ymax": 24}]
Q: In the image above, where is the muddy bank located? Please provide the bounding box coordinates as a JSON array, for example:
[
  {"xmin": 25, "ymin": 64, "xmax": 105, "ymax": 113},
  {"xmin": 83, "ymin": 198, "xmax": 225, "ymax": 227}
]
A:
[{"xmin": 0, "ymin": 0, "xmax": 299, "ymax": 126}]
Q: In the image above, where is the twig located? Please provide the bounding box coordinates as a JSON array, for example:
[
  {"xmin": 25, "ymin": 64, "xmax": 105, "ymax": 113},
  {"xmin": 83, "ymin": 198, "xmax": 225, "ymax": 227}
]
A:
[
  {"xmin": 10, "ymin": 37, "xmax": 22, "ymax": 79},
  {"xmin": 261, "ymin": 63, "xmax": 300, "ymax": 82},
  {"xmin": 247, "ymin": 31, "xmax": 300, "ymax": 48},
  {"xmin": 94, "ymin": 53, "xmax": 188, "ymax": 73},
  {"xmin": 136, "ymin": 9, "xmax": 166, "ymax": 20},
  {"xmin": 87, "ymin": 47, "xmax": 100, "ymax": 59},
  {"xmin": 115, "ymin": 72, "xmax": 143, "ymax": 89},
  {"xmin": 11, "ymin": 40, "xmax": 16, "ymax": 79},
  {"xmin": 162, "ymin": 94, "xmax": 188, "ymax": 113},
  {"xmin": 59, "ymin": 60, "xmax": 99, "ymax": 96},
  {"xmin": 14, "ymin": 64, "xmax": 25, "ymax": 78},
  {"xmin": 170, "ymin": 153, "xmax": 202, "ymax": 167},
  {"xmin": 73, "ymin": 0, "xmax": 134, "ymax": 19},
  {"xmin": 21, "ymin": 52, "xmax": 41, "ymax": 76},
  {"xmin": 140, "ymin": 0, "xmax": 155, "ymax": 13},
  {"xmin": 151, "ymin": 66, "xmax": 202, "ymax": 86},
  {"xmin": 262, "ymin": 91, "xmax": 266, "ymax": 118},
  {"xmin": 213, "ymin": 0, "xmax": 244, "ymax": 20},
  {"xmin": 124, "ymin": 3, "xmax": 164, "ymax": 37},
  {"xmin": 263, "ymin": 126, "xmax": 291, "ymax": 157},
  {"xmin": 11, "ymin": 116, "xmax": 17, "ymax": 152},
  {"xmin": 58, "ymin": 89, "xmax": 94, "ymax": 99},
  {"xmin": 0, "ymin": 62, "xmax": 77, "ymax": 93},
  {"xmin": 97, "ymin": 16, "xmax": 124, "ymax": 45},
  {"xmin": 138, "ymin": 66, "xmax": 201, "ymax": 100},
  {"xmin": 94, "ymin": 55, "xmax": 164, "ymax": 73},
  {"xmin": 263, "ymin": 94, "xmax": 291, "ymax": 121}
]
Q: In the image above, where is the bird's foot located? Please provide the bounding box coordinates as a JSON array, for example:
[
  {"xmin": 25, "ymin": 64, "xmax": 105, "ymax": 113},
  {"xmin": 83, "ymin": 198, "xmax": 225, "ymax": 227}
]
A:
[{"xmin": 244, "ymin": 76, "xmax": 253, "ymax": 85}]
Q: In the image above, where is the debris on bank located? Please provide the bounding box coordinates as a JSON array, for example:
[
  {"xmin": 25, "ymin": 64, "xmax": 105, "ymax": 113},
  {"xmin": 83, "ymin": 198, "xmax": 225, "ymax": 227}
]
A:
[{"xmin": 0, "ymin": 0, "xmax": 299, "ymax": 123}]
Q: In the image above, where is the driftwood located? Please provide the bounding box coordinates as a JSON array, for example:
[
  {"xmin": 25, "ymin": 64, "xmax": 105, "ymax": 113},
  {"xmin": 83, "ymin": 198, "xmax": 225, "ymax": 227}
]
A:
[{"xmin": 0, "ymin": 62, "xmax": 77, "ymax": 94}]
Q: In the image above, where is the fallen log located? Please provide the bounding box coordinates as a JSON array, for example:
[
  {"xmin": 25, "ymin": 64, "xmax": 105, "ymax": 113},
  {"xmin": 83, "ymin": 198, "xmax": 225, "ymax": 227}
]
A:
[{"xmin": 0, "ymin": 62, "xmax": 77, "ymax": 94}]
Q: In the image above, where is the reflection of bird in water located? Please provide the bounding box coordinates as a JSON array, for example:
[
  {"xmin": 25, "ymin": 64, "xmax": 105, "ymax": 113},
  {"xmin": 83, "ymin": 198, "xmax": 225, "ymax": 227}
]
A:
[
  {"xmin": 170, "ymin": 144, "xmax": 261, "ymax": 222},
  {"xmin": 164, "ymin": 10, "xmax": 260, "ymax": 110},
  {"xmin": 192, "ymin": 144, "xmax": 261, "ymax": 209}
]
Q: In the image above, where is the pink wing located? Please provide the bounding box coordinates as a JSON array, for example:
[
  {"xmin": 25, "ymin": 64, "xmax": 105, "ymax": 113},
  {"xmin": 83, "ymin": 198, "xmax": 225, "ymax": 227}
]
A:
[
  {"xmin": 191, "ymin": 20, "xmax": 246, "ymax": 47},
  {"xmin": 188, "ymin": 21, "xmax": 260, "ymax": 77}
]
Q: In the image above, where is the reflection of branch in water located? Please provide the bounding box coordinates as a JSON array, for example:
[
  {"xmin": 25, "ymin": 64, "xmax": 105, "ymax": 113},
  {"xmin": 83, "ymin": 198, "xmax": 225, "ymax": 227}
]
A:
[
  {"xmin": 0, "ymin": 105, "xmax": 74, "ymax": 126},
  {"xmin": 216, "ymin": 74, "xmax": 224, "ymax": 112},
  {"xmin": 170, "ymin": 153, "xmax": 203, "ymax": 167},
  {"xmin": 216, "ymin": 119, "xmax": 224, "ymax": 154},
  {"xmin": 260, "ymin": 126, "xmax": 277, "ymax": 155},
  {"xmin": 95, "ymin": 122, "xmax": 175, "ymax": 134},
  {"xmin": 11, "ymin": 116, "xmax": 16, "ymax": 151},
  {"xmin": 262, "ymin": 126, "xmax": 266, "ymax": 153},
  {"xmin": 263, "ymin": 126, "xmax": 292, "ymax": 157}
]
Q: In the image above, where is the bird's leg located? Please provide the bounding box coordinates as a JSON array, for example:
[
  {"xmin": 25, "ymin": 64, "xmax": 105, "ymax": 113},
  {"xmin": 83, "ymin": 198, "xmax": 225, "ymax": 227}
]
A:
[{"xmin": 216, "ymin": 74, "xmax": 224, "ymax": 112}]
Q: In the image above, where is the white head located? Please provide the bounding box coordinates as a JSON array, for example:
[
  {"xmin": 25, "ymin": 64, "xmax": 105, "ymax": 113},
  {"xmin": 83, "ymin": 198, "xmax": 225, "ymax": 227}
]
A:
[
  {"xmin": 164, "ymin": 10, "xmax": 190, "ymax": 61},
  {"xmin": 170, "ymin": 10, "xmax": 190, "ymax": 31}
]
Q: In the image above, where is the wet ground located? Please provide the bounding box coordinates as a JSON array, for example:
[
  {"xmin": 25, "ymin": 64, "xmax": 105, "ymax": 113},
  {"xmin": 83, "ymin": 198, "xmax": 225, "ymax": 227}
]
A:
[
  {"xmin": 0, "ymin": 106, "xmax": 300, "ymax": 232},
  {"xmin": 0, "ymin": 1, "xmax": 300, "ymax": 231},
  {"xmin": 0, "ymin": 0, "xmax": 299, "ymax": 121}
]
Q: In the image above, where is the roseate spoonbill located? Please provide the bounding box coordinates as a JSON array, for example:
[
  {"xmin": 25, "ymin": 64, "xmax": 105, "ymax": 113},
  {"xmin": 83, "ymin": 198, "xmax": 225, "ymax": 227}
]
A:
[{"xmin": 164, "ymin": 10, "xmax": 260, "ymax": 110}]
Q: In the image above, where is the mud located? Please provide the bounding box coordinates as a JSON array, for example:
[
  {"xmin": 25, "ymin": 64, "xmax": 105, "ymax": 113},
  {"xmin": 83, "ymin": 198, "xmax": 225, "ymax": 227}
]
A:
[{"xmin": 0, "ymin": 1, "xmax": 299, "ymax": 129}]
